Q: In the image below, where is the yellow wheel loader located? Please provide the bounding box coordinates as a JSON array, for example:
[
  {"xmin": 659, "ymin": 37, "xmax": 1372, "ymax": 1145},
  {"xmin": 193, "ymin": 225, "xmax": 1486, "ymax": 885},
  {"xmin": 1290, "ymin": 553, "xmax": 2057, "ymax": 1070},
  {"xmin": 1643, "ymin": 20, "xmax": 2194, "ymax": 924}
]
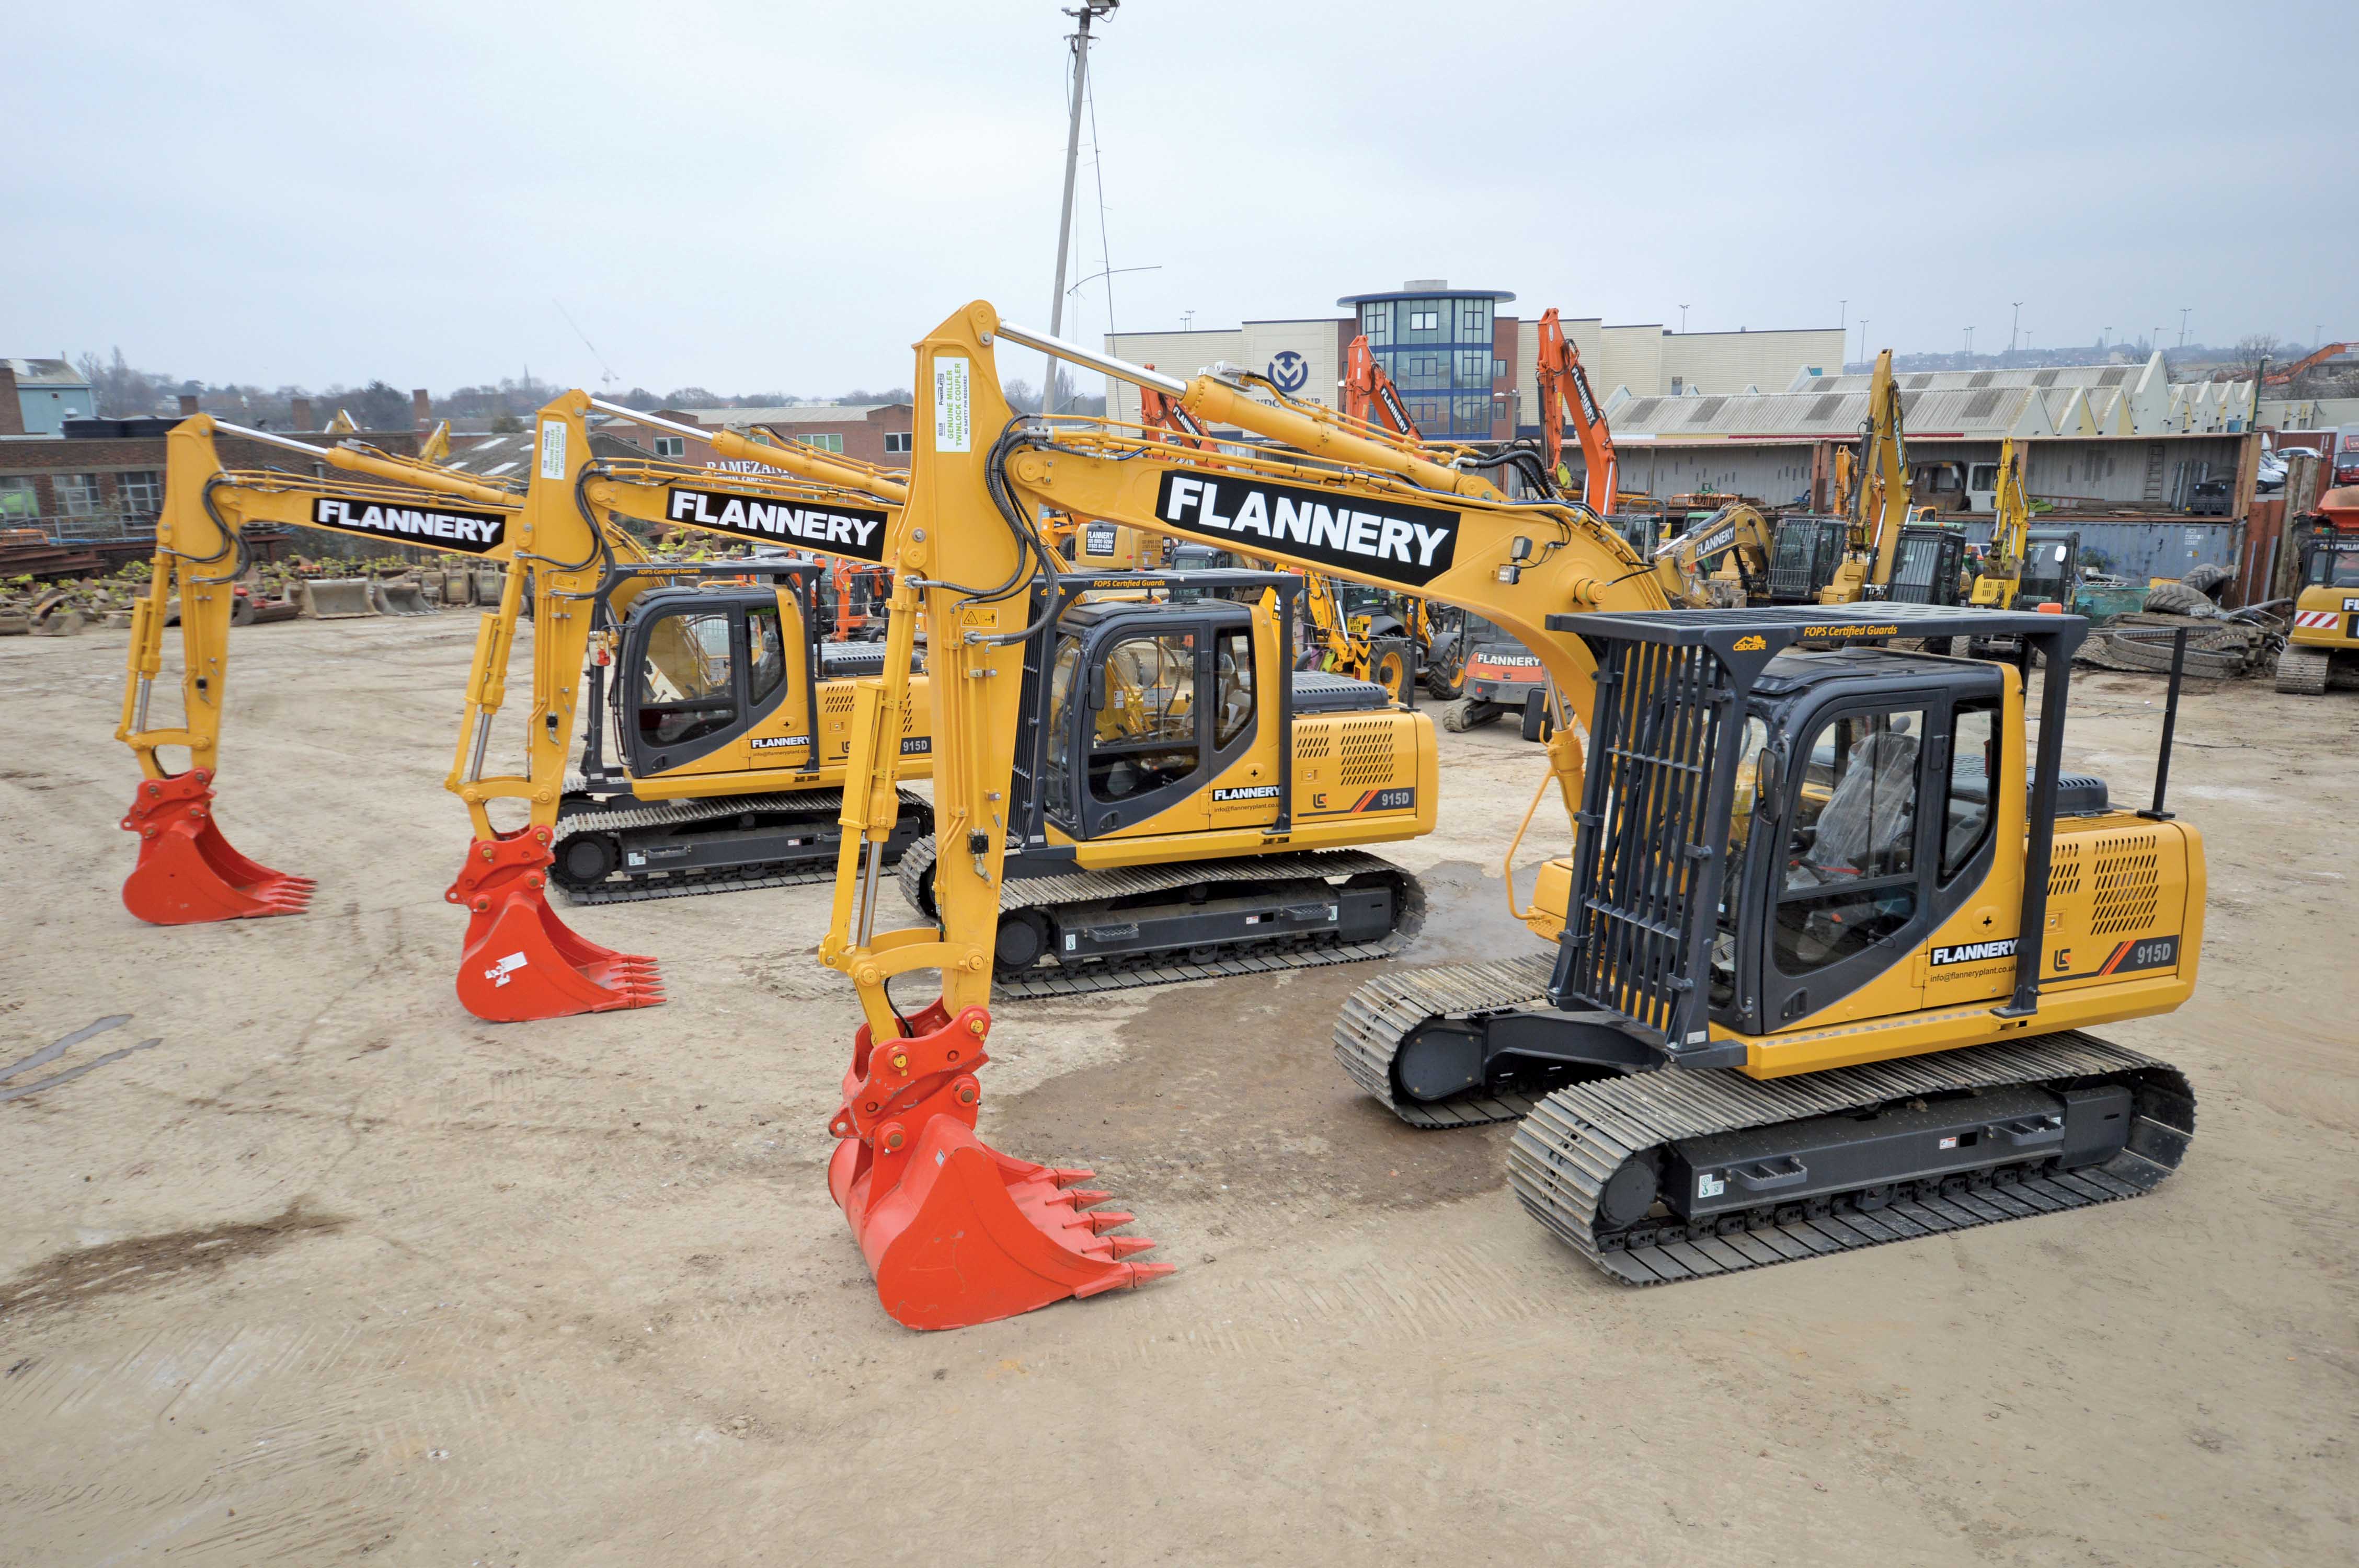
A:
[{"xmin": 812, "ymin": 305, "xmax": 2202, "ymax": 1329}]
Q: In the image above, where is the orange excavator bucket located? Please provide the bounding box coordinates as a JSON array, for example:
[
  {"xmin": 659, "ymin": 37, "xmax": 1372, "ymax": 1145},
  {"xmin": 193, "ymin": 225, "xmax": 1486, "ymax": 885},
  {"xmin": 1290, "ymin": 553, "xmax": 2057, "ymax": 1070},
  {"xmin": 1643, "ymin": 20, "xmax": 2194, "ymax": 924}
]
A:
[
  {"xmin": 444, "ymin": 825, "xmax": 664, "ymax": 1022},
  {"xmin": 120, "ymin": 769, "xmax": 314, "ymax": 924},
  {"xmin": 828, "ymin": 999, "xmax": 1173, "ymax": 1330}
]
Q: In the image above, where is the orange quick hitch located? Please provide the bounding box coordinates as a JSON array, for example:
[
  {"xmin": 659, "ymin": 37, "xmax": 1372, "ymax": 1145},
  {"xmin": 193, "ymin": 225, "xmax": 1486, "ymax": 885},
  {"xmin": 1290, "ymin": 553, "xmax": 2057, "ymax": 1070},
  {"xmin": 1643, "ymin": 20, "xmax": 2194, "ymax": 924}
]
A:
[
  {"xmin": 827, "ymin": 1000, "xmax": 1174, "ymax": 1330},
  {"xmin": 443, "ymin": 826, "xmax": 663, "ymax": 1022},
  {"xmin": 119, "ymin": 769, "xmax": 314, "ymax": 925}
]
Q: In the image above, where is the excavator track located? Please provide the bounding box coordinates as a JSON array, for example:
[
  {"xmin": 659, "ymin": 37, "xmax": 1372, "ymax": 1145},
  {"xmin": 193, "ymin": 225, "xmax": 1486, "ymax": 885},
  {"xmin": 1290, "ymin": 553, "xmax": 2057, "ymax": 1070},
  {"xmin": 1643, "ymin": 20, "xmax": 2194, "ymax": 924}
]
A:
[
  {"xmin": 2274, "ymin": 645, "xmax": 2330, "ymax": 695},
  {"xmin": 897, "ymin": 836, "xmax": 1425, "ymax": 1000},
  {"xmin": 1332, "ymin": 954, "xmax": 1561, "ymax": 1126},
  {"xmin": 1506, "ymin": 1032, "xmax": 2194, "ymax": 1286},
  {"xmin": 553, "ymin": 788, "xmax": 929, "ymax": 905}
]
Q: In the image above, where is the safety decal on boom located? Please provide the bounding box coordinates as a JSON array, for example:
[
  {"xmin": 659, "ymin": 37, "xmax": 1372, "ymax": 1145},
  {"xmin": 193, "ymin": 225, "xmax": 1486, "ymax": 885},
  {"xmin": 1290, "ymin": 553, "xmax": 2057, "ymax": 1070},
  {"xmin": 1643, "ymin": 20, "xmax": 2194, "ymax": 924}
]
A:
[
  {"xmin": 311, "ymin": 497, "xmax": 509, "ymax": 553},
  {"xmin": 1153, "ymin": 472, "xmax": 1460, "ymax": 587},
  {"xmin": 664, "ymin": 487, "xmax": 891, "ymax": 562}
]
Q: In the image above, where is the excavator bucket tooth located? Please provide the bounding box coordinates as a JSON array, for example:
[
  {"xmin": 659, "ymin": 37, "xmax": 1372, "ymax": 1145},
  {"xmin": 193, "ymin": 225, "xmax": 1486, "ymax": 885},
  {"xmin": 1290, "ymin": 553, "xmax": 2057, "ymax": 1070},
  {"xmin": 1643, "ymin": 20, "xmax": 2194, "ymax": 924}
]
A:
[
  {"xmin": 1049, "ymin": 1187, "xmax": 1112, "ymax": 1207},
  {"xmin": 444, "ymin": 828, "xmax": 663, "ymax": 1023},
  {"xmin": 829, "ymin": 1005, "xmax": 1173, "ymax": 1331},
  {"xmin": 1106, "ymin": 1236, "xmax": 1159, "ymax": 1259},
  {"xmin": 120, "ymin": 770, "xmax": 313, "ymax": 925},
  {"xmin": 1076, "ymin": 1209, "xmax": 1134, "ymax": 1235}
]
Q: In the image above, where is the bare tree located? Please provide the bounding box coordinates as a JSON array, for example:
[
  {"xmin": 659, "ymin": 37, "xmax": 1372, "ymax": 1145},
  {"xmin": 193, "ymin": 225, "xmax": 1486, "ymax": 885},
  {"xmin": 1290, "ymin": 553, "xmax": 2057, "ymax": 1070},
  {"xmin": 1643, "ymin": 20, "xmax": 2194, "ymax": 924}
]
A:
[{"xmin": 2235, "ymin": 332, "xmax": 2282, "ymax": 382}]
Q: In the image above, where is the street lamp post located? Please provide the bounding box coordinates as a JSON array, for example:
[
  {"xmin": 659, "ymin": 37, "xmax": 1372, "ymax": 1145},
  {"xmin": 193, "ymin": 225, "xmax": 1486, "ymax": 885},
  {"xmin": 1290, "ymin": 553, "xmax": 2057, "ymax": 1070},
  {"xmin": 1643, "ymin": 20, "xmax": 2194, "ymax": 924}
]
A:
[{"xmin": 2011, "ymin": 301, "xmax": 2022, "ymax": 354}]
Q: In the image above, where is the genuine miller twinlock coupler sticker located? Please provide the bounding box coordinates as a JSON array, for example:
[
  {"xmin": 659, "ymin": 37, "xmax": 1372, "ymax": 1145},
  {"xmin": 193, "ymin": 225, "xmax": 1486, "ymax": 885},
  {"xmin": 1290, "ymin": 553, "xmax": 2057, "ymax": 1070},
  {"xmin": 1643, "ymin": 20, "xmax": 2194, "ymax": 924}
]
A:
[
  {"xmin": 1153, "ymin": 471, "xmax": 1460, "ymax": 586},
  {"xmin": 311, "ymin": 497, "xmax": 509, "ymax": 553},
  {"xmin": 664, "ymin": 487, "xmax": 890, "ymax": 562}
]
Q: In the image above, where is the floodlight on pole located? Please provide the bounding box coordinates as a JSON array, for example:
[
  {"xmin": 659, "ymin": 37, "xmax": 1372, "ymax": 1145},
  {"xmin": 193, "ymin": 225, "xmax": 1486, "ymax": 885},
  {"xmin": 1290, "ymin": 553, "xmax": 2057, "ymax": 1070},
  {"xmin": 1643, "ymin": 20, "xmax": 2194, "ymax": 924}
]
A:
[{"xmin": 1046, "ymin": 2, "xmax": 1118, "ymax": 413}]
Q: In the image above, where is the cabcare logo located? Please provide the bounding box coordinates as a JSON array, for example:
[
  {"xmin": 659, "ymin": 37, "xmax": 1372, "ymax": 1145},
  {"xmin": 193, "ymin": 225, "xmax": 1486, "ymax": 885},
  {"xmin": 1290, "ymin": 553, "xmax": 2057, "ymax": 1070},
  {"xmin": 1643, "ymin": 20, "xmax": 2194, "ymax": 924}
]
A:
[{"xmin": 1267, "ymin": 351, "xmax": 1309, "ymax": 394}]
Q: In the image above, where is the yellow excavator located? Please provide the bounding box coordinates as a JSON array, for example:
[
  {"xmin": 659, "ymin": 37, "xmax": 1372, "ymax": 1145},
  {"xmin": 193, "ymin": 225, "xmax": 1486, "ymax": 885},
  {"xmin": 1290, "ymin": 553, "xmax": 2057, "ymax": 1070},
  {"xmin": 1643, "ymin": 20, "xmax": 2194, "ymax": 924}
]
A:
[
  {"xmin": 1814, "ymin": 350, "xmax": 1965, "ymax": 607},
  {"xmin": 115, "ymin": 399, "xmax": 937, "ymax": 1020},
  {"xmin": 812, "ymin": 304, "xmax": 2201, "ymax": 1329},
  {"xmin": 1969, "ymin": 439, "xmax": 2032, "ymax": 607}
]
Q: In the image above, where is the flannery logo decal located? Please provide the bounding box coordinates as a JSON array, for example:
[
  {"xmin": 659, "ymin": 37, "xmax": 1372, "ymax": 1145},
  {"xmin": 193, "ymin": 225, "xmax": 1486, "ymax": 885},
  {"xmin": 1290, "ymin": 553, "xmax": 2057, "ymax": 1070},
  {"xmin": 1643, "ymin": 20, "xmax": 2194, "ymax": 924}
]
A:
[
  {"xmin": 1212, "ymin": 784, "xmax": 1282, "ymax": 802},
  {"xmin": 1931, "ymin": 938, "xmax": 2017, "ymax": 967},
  {"xmin": 665, "ymin": 487, "xmax": 890, "ymax": 562},
  {"xmin": 1154, "ymin": 472, "xmax": 1459, "ymax": 586},
  {"xmin": 312, "ymin": 497, "xmax": 508, "ymax": 553},
  {"xmin": 750, "ymin": 735, "xmax": 811, "ymax": 750}
]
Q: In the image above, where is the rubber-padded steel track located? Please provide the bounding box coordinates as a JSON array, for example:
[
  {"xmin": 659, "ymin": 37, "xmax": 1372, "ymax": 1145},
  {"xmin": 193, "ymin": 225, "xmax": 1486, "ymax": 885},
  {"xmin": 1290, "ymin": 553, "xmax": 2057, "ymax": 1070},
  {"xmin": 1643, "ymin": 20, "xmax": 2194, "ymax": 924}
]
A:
[
  {"xmin": 1507, "ymin": 1032, "xmax": 2194, "ymax": 1285},
  {"xmin": 896, "ymin": 836, "xmax": 1426, "ymax": 999},
  {"xmin": 554, "ymin": 788, "xmax": 927, "ymax": 905},
  {"xmin": 1332, "ymin": 954, "xmax": 1560, "ymax": 1126}
]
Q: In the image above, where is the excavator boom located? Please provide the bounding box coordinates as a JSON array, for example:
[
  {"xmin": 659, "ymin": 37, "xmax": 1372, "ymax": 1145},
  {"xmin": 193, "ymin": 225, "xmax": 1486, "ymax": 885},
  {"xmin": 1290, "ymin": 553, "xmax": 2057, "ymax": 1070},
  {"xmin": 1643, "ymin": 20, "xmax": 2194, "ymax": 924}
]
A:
[{"xmin": 1535, "ymin": 307, "xmax": 1618, "ymax": 512}]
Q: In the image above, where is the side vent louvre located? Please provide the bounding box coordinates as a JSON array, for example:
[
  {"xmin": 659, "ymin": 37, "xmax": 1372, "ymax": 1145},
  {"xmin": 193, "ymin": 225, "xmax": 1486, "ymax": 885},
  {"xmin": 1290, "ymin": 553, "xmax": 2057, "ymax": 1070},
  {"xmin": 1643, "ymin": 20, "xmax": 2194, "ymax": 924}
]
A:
[
  {"xmin": 2089, "ymin": 832, "xmax": 2159, "ymax": 936},
  {"xmin": 1294, "ymin": 727, "xmax": 1332, "ymax": 760},
  {"xmin": 2047, "ymin": 840, "xmax": 2083, "ymax": 898},
  {"xmin": 1337, "ymin": 720, "xmax": 1394, "ymax": 785}
]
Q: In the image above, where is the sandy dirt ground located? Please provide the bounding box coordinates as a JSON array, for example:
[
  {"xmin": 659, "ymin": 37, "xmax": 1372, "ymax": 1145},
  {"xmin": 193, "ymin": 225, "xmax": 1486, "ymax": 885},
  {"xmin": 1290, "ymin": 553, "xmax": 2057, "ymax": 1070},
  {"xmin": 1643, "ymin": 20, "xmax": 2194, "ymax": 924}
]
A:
[{"xmin": 1, "ymin": 614, "xmax": 2353, "ymax": 1567}]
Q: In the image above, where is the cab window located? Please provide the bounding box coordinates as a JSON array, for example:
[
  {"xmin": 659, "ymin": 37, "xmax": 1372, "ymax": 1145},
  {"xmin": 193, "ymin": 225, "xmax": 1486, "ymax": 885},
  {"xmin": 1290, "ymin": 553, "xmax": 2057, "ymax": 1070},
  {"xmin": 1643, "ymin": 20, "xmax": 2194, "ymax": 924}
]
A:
[
  {"xmin": 1941, "ymin": 704, "xmax": 1999, "ymax": 879},
  {"xmin": 1213, "ymin": 628, "xmax": 1254, "ymax": 750},
  {"xmin": 1710, "ymin": 714, "xmax": 1771, "ymax": 1011},
  {"xmin": 1041, "ymin": 635, "xmax": 1082, "ymax": 818},
  {"xmin": 1776, "ymin": 707, "xmax": 1925, "ymax": 976},
  {"xmin": 2309, "ymin": 547, "xmax": 2359, "ymax": 588},
  {"xmin": 1091, "ymin": 631, "xmax": 1197, "ymax": 802},
  {"xmin": 747, "ymin": 604, "xmax": 786, "ymax": 706},
  {"xmin": 637, "ymin": 610, "xmax": 736, "ymax": 747}
]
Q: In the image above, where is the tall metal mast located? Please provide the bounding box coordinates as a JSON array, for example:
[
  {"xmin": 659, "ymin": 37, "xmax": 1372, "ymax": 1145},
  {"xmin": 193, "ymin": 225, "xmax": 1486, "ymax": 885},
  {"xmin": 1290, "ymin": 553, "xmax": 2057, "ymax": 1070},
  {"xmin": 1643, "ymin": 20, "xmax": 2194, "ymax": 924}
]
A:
[{"xmin": 1046, "ymin": 2, "xmax": 1116, "ymax": 414}]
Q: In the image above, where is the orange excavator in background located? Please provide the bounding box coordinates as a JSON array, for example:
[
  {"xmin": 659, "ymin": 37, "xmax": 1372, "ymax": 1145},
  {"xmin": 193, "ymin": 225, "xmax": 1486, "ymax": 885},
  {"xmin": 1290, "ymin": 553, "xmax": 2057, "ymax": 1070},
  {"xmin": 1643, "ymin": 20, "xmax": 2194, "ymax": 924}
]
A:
[
  {"xmin": 1342, "ymin": 333, "xmax": 1420, "ymax": 440},
  {"xmin": 1533, "ymin": 307, "xmax": 1620, "ymax": 513}
]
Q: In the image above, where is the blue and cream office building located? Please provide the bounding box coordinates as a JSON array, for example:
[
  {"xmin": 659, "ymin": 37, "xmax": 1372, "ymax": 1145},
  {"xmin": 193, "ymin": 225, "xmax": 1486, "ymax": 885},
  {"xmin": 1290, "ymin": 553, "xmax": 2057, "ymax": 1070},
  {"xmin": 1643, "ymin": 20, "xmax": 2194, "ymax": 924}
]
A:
[{"xmin": 1105, "ymin": 281, "xmax": 1846, "ymax": 444}]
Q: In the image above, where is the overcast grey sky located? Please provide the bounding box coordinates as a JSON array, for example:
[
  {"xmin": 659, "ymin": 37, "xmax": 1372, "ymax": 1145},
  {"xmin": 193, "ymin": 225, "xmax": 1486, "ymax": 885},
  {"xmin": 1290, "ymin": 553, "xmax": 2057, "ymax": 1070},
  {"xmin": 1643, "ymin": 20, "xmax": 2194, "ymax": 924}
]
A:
[{"xmin": 10, "ymin": 0, "xmax": 2348, "ymax": 397}]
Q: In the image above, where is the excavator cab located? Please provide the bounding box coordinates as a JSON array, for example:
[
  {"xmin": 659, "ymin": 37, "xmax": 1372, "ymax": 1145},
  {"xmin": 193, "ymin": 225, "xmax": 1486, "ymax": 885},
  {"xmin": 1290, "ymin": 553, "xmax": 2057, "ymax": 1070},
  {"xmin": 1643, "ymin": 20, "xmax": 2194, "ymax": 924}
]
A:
[
  {"xmin": 1766, "ymin": 516, "xmax": 1852, "ymax": 603},
  {"xmin": 1886, "ymin": 524, "xmax": 1967, "ymax": 606},
  {"xmin": 2018, "ymin": 529, "xmax": 2081, "ymax": 608},
  {"xmin": 618, "ymin": 582, "xmax": 809, "ymax": 779},
  {"xmin": 897, "ymin": 569, "xmax": 1430, "ymax": 987},
  {"xmin": 558, "ymin": 560, "xmax": 931, "ymax": 900}
]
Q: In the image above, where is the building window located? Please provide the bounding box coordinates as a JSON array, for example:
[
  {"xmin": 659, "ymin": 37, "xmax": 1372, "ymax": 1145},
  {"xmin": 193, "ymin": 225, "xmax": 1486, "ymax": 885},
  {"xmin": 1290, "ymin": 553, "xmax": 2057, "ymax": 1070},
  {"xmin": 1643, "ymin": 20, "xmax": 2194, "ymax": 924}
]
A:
[
  {"xmin": 884, "ymin": 431, "xmax": 912, "ymax": 454},
  {"xmin": 654, "ymin": 435, "xmax": 685, "ymax": 458},
  {"xmin": 1670, "ymin": 377, "xmax": 1684, "ymax": 395},
  {"xmin": 1359, "ymin": 302, "xmax": 1393, "ymax": 345},
  {"xmin": 1406, "ymin": 309, "xmax": 1440, "ymax": 332},
  {"xmin": 118, "ymin": 470, "xmax": 164, "ymax": 515},
  {"xmin": 0, "ymin": 476, "xmax": 36, "ymax": 520},
  {"xmin": 794, "ymin": 433, "xmax": 845, "ymax": 454},
  {"xmin": 1457, "ymin": 298, "xmax": 1491, "ymax": 339},
  {"xmin": 1494, "ymin": 358, "xmax": 1507, "ymax": 380},
  {"xmin": 58, "ymin": 474, "xmax": 102, "ymax": 516}
]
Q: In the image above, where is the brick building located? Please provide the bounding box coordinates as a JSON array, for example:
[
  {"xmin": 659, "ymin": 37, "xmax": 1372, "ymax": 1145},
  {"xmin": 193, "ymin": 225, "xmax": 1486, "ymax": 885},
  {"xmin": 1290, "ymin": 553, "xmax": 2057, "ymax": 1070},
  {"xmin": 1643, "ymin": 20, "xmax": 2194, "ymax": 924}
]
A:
[
  {"xmin": 0, "ymin": 398, "xmax": 421, "ymax": 545},
  {"xmin": 647, "ymin": 402, "xmax": 917, "ymax": 469}
]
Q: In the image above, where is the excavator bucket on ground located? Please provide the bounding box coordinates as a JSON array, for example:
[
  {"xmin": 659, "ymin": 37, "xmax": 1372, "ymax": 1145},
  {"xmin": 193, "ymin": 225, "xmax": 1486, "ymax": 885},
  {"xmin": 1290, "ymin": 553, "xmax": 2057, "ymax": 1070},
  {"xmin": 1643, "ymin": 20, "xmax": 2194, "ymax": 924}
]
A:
[
  {"xmin": 373, "ymin": 578, "xmax": 437, "ymax": 615},
  {"xmin": 120, "ymin": 769, "xmax": 314, "ymax": 924},
  {"xmin": 827, "ymin": 1000, "xmax": 1172, "ymax": 1331},
  {"xmin": 444, "ymin": 825, "xmax": 664, "ymax": 1022},
  {"xmin": 299, "ymin": 578, "xmax": 376, "ymax": 619}
]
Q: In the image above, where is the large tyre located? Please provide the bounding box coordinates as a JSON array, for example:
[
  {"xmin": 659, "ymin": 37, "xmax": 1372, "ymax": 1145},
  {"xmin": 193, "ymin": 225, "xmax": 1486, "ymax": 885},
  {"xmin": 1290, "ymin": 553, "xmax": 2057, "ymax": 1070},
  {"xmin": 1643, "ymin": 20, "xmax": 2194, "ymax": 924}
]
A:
[
  {"xmin": 2143, "ymin": 581, "xmax": 2213, "ymax": 616},
  {"xmin": 1373, "ymin": 645, "xmax": 1411, "ymax": 704},
  {"xmin": 1441, "ymin": 698, "xmax": 1501, "ymax": 733}
]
